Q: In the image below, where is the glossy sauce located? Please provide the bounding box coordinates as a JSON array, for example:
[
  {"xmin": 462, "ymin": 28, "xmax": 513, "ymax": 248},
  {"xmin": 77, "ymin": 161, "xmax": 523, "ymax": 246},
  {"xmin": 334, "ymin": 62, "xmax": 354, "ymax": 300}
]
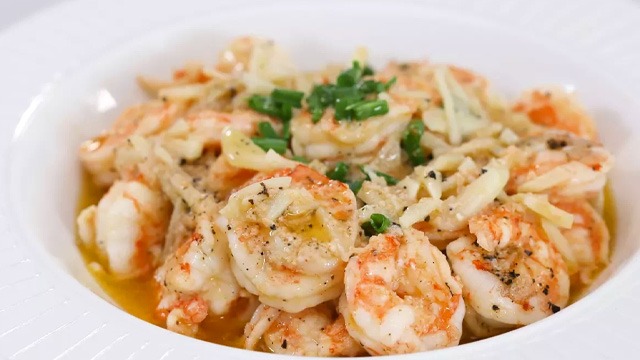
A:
[
  {"xmin": 76, "ymin": 172, "xmax": 247, "ymax": 347},
  {"xmin": 76, "ymin": 171, "xmax": 616, "ymax": 349}
]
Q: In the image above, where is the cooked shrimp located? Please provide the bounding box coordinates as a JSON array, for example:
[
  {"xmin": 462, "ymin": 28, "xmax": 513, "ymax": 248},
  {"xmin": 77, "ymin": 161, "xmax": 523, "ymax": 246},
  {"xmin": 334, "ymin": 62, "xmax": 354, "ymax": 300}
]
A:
[
  {"xmin": 462, "ymin": 304, "xmax": 513, "ymax": 338},
  {"xmin": 184, "ymin": 109, "xmax": 266, "ymax": 150},
  {"xmin": 551, "ymin": 198, "xmax": 610, "ymax": 280},
  {"xmin": 513, "ymin": 88, "xmax": 598, "ymax": 140},
  {"xmin": 506, "ymin": 130, "xmax": 613, "ymax": 198},
  {"xmin": 447, "ymin": 202, "xmax": 570, "ymax": 336},
  {"xmin": 244, "ymin": 303, "xmax": 366, "ymax": 356},
  {"xmin": 340, "ymin": 227, "xmax": 465, "ymax": 355},
  {"xmin": 155, "ymin": 213, "xmax": 247, "ymax": 335},
  {"xmin": 377, "ymin": 62, "xmax": 488, "ymax": 111},
  {"xmin": 205, "ymin": 155, "xmax": 257, "ymax": 201},
  {"xmin": 219, "ymin": 165, "xmax": 358, "ymax": 312},
  {"xmin": 77, "ymin": 178, "xmax": 171, "ymax": 278},
  {"xmin": 290, "ymin": 101, "xmax": 412, "ymax": 163},
  {"xmin": 79, "ymin": 102, "xmax": 179, "ymax": 187},
  {"xmin": 153, "ymin": 161, "xmax": 247, "ymax": 336}
]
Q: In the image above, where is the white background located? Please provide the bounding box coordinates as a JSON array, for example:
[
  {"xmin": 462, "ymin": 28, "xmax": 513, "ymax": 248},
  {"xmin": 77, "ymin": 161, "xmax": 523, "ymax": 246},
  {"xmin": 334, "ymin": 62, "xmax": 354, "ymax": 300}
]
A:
[{"xmin": 0, "ymin": 0, "xmax": 66, "ymax": 30}]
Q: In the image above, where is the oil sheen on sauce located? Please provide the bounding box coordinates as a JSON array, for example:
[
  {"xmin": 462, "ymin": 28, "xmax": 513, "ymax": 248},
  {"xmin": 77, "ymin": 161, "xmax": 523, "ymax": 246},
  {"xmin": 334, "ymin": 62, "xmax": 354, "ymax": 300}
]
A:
[
  {"xmin": 76, "ymin": 172, "xmax": 246, "ymax": 348},
  {"xmin": 76, "ymin": 171, "xmax": 616, "ymax": 349}
]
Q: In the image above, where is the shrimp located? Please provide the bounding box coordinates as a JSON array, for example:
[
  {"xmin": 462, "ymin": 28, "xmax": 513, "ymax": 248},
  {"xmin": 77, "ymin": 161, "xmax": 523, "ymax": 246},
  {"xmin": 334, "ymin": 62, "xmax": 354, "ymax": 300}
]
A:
[
  {"xmin": 76, "ymin": 178, "xmax": 171, "ymax": 278},
  {"xmin": 205, "ymin": 155, "xmax": 257, "ymax": 201},
  {"xmin": 290, "ymin": 100, "xmax": 412, "ymax": 164},
  {"xmin": 512, "ymin": 88, "xmax": 598, "ymax": 141},
  {"xmin": 184, "ymin": 109, "xmax": 267, "ymax": 150},
  {"xmin": 244, "ymin": 303, "xmax": 366, "ymax": 357},
  {"xmin": 505, "ymin": 130, "xmax": 613, "ymax": 198},
  {"xmin": 79, "ymin": 101, "xmax": 179, "ymax": 187},
  {"xmin": 446, "ymin": 202, "xmax": 570, "ymax": 336},
  {"xmin": 153, "ymin": 161, "xmax": 247, "ymax": 336},
  {"xmin": 551, "ymin": 198, "xmax": 610, "ymax": 281},
  {"xmin": 377, "ymin": 62, "xmax": 488, "ymax": 112},
  {"xmin": 340, "ymin": 227, "xmax": 465, "ymax": 355},
  {"xmin": 219, "ymin": 165, "xmax": 358, "ymax": 313}
]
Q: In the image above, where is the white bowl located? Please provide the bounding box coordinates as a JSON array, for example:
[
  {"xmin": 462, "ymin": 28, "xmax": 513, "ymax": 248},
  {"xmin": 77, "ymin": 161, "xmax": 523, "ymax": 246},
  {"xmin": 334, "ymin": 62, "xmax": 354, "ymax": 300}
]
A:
[{"xmin": 1, "ymin": 0, "xmax": 640, "ymax": 358}]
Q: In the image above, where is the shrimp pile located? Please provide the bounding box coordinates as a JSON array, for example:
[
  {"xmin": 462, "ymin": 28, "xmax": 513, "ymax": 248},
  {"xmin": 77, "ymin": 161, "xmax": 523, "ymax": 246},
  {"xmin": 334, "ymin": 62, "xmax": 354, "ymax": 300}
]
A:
[{"xmin": 76, "ymin": 36, "xmax": 614, "ymax": 356}]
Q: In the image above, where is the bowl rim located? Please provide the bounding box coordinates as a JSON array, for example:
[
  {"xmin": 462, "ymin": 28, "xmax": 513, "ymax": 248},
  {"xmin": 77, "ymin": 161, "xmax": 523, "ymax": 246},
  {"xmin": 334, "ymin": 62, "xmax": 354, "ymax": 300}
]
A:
[{"xmin": 1, "ymin": 0, "xmax": 640, "ymax": 359}]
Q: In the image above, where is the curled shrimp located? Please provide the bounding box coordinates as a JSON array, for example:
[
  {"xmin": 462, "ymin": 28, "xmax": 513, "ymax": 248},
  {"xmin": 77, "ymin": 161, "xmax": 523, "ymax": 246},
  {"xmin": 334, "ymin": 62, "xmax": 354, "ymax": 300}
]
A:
[
  {"xmin": 551, "ymin": 197, "xmax": 610, "ymax": 281},
  {"xmin": 152, "ymin": 155, "xmax": 246, "ymax": 336},
  {"xmin": 446, "ymin": 202, "xmax": 570, "ymax": 336},
  {"xmin": 219, "ymin": 165, "xmax": 358, "ymax": 312},
  {"xmin": 506, "ymin": 130, "xmax": 613, "ymax": 198},
  {"xmin": 340, "ymin": 227, "xmax": 465, "ymax": 355},
  {"xmin": 512, "ymin": 88, "xmax": 598, "ymax": 140},
  {"xmin": 290, "ymin": 100, "xmax": 412, "ymax": 164},
  {"xmin": 76, "ymin": 178, "xmax": 171, "ymax": 278},
  {"xmin": 244, "ymin": 303, "xmax": 365, "ymax": 356},
  {"xmin": 79, "ymin": 102, "xmax": 179, "ymax": 187}
]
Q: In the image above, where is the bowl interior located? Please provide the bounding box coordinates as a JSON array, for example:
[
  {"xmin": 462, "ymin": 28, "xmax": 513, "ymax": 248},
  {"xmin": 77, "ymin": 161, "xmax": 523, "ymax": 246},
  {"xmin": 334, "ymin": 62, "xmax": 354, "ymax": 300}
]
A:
[{"xmin": 7, "ymin": 0, "xmax": 640, "ymax": 355}]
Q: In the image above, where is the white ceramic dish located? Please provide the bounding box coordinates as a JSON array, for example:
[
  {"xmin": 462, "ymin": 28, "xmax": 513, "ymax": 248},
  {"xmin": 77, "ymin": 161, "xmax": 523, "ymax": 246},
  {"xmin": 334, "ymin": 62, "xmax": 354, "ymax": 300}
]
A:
[{"xmin": 1, "ymin": 0, "xmax": 640, "ymax": 358}]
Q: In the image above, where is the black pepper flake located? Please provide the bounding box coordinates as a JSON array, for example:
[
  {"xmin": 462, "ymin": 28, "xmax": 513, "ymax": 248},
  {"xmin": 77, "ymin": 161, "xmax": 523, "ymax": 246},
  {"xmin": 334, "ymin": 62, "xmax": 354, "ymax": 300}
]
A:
[
  {"xmin": 258, "ymin": 182, "xmax": 269, "ymax": 197},
  {"xmin": 548, "ymin": 302, "xmax": 561, "ymax": 313},
  {"xmin": 492, "ymin": 305, "xmax": 500, "ymax": 311},
  {"xmin": 227, "ymin": 225, "xmax": 231, "ymax": 231},
  {"xmin": 270, "ymin": 224, "xmax": 277, "ymax": 231},
  {"xmin": 179, "ymin": 158, "xmax": 187, "ymax": 166},
  {"xmin": 427, "ymin": 170, "xmax": 437, "ymax": 179},
  {"xmin": 481, "ymin": 168, "xmax": 488, "ymax": 174},
  {"xmin": 547, "ymin": 138, "xmax": 568, "ymax": 150},
  {"xmin": 542, "ymin": 284, "xmax": 549, "ymax": 295},
  {"xmin": 248, "ymin": 199, "xmax": 254, "ymax": 205},
  {"xmin": 524, "ymin": 249, "xmax": 533, "ymax": 256},
  {"xmin": 424, "ymin": 215, "xmax": 430, "ymax": 222}
]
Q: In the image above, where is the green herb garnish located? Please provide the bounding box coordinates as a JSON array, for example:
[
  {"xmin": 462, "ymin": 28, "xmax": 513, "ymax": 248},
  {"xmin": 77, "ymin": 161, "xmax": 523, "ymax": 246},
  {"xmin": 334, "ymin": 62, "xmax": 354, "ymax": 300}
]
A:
[
  {"xmin": 362, "ymin": 213, "xmax": 391, "ymax": 236},
  {"xmin": 251, "ymin": 137, "xmax": 288, "ymax": 154},
  {"xmin": 271, "ymin": 88, "xmax": 305, "ymax": 108},
  {"xmin": 401, "ymin": 119, "xmax": 426, "ymax": 166},
  {"xmin": 326, "ymin": 162, "xmax": 349, "ymax": 182},
  {"xmin": 248, "ymin": 88, "xmax": 304, "ymax": 122},
  {"xmin": 359, "ymin": 165, "xmax": 398, "ymax": 185},
  {"xmin": 348, "ymin": 179, "xmax": 364, "ymax": 194},
  {"xmin": 257, "ymin": 121, "xmax": 279, "ymax": 138},
  {"xmin": 291, "ymin": 155, "xmax": 310, "ymax": 164},
  {"xmin": 305, "ymin": 61, "xmax": 395, "ymax": 122},
  {"xmin": 352, "ymin": 100, "xmax": 389, "ymax": 120}
]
